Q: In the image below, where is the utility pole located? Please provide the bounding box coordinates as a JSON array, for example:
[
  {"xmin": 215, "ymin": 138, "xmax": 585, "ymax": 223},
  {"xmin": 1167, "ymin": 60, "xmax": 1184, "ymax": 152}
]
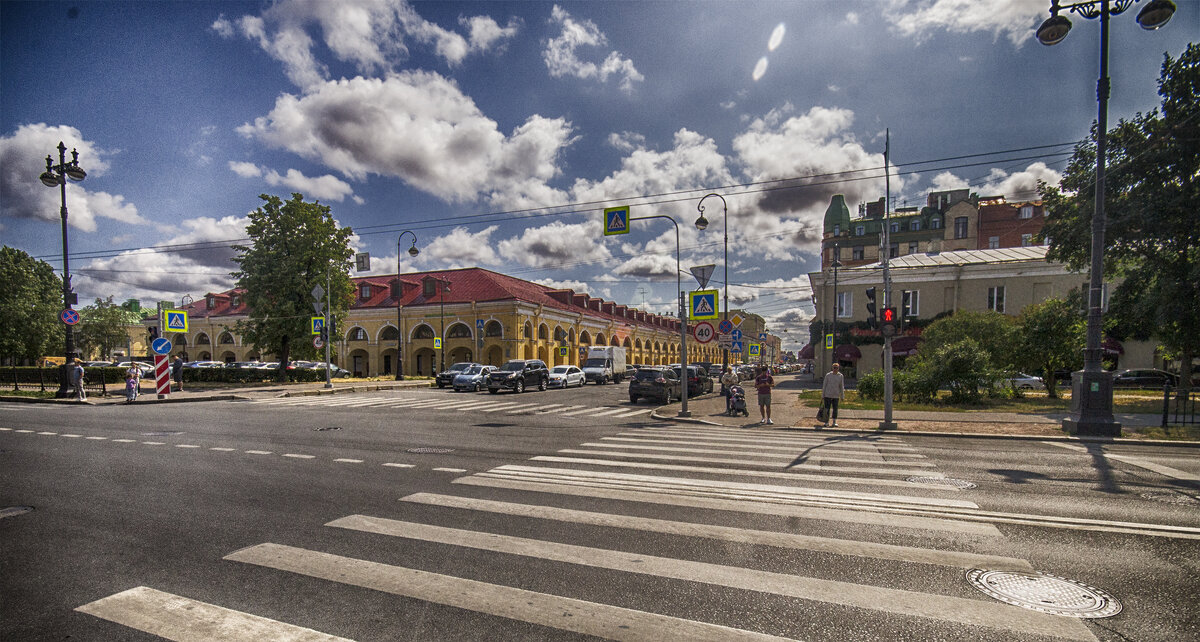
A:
[{"xmin": 880, "ymin": 129, "xmax": 897, "ymax": 430}]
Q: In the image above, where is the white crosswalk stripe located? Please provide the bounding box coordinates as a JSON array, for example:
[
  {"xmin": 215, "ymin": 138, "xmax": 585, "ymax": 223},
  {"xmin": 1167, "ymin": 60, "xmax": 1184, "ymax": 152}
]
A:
[{"xmin": 249, "ymin": 393, "xmax": 646, "ymax": 419}]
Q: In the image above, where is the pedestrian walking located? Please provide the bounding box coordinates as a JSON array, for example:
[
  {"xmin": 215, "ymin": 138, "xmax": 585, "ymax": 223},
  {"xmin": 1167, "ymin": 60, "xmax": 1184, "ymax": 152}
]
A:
[
  {"xmin": 171, "ymin": 355, "xmax": 184, "ymax": 392},
  {"xmin": 71, "ymin": 358, "xmax": 87, "ymax": 401},
  {"xmin": 720, "ymin": 367, "xmax": 738, "ymax": 411},
  {"xmin": 124, "ymin": 363, "xmax": 141, "ymax": 403},
  {"xmin": 821, "ymin": 363, "xmax": 845, "ymax": 427},
  {"xmin": 754, "ymin": 365, "xmax": 775, "ymax": 424}
]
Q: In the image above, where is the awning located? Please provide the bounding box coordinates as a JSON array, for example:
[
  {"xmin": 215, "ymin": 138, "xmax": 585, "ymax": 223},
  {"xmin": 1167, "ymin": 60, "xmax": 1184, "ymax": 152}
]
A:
[
  {"xmin": 892, "ymin": 335, "xmax": 923, "ymax": 356},
  {"xmin": 1102, "ymin": 337, "xmax": 1124, "ymax": 355},
  {"xmin": 834, "ymin": 344, "xmax": 862, "ymax": 361},
  {"xmin": 798, "ymin": 343, "xmax": 814, "ymax": 359}
]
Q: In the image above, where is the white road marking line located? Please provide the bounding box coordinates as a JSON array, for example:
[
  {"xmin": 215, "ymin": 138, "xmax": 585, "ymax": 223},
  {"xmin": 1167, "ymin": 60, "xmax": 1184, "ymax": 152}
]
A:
[
  {"xmin": 142, "ymin": 441, "xmax": 165, "ymax": 445},
  {"xmin": 226, "ymin": 543, "xmax": 790, "ymax": 642},
  {"xmin": 433, "ymin": 467, "xmax": 467, "ymax": 473},
  {"xmin": 613, "ymin": 409, "xmax": 653, "ymax": 418},
  {"xmin": 61, "ymin": 434, "xmax": 83, "ymax": 438},
  {"xmin": 499, "ymin": 465, "xmax": 973, "ymax": 508},
  {"xmin": 175, "ymin": 444, "xmax": 201, "ymax": 449},
  {"xmin": 543, "ymin": 404, "xmax": 587, "ymax": 414},
  {"xmin": 446, "ymin": 401, "xmax": 518, "ymax": 411},
  {"xmin": 14, "ymin": 429, "xmax": 35, "ymax": 433},
  {"xmin": 579, "ymin": 442, "xmax": 934, "ymax": 467},
  {"xmin": 1044, "ymin": 441, "xmax": 1200, "ymax": 481},
  {"xmin": 86, "ymin": 436, "xmax": 107, "ymax": 440},
  {"xmin": 382, "ymin": 463, "xmax": 415, "ymax": 468},
  {"xmin": 401, "ymin": 493, "xmax": 1030, "ymax": 570},
  {"xmin": 111, "ymin": 438, "xmax": 136, "ymax": 443},
  {"xmin": 508, "ymin": 404, "xmax": 563, "ymax": 414},
  {"xmin": 283, "ymin": 453, "xmax": 315, "ymax": 459},
  {"xmin": 477, "ymin": 403, "xmax": 536, "ymax": 413},
  {"xmin": 75, "ymin": 585, "xmax": 351, "ymax": 642},
  {"xmin": 454, "ymin": 476, "xmax": 1002, "ymax": 536},
  {"xmin": 604, "ymin": 435, "xmax": 926, "ymax": 458},
  {"xmin": 624, "ymin": 429, "xmax": 918, "ymax": 452},
  {"xmin": 554, "ymin": 449, "xmax": 940, "ymax": 477},
  {"xmin": 210, "ymin": 447, "xmax": 236, "ymax": 452},
  {"xmin": 245, "ymin": 450, "xmax": 273, "ymax": 455},
  {"xmin": 560, "ymin": 406, "xmax": 614, "ymax": 416},
  {"xmin": 327, "ymin": 516, "xmax": 1094, "ymax": 641},
  {"xmin": 582, "ymin": 408, "xmax": 631, "ymax": 417},
  {"xmin": 528, "ymin": 456, "xmax": 953, "ymax": 491},
  {"xmin": 38, "ymin": 431, "xmax": 58, "ymax": 435},
  {"xmin": 334, "ymin": 458, "xmax": 363, "ymax": 464},
  {"xmin": 0, "ymin": 427, "xmax": 12, "ymax": 431}
]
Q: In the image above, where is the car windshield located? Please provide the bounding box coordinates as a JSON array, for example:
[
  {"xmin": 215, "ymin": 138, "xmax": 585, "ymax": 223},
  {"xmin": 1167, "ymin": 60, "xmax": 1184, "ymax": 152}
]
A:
[
  {"xmin": 448, "ymin": 363, "xmax": 472, "ymax": 372},
  {"xmin": 550, "ymin": 366, "xmax": 570, "ymax": 374},
  {"xmin": 463, "ymin": 366, "xmax": 483, "ymax": 375},
  {"xmin": 583, "ymin": 359, "xmax": 607, "ymax": 367},
  {"xmin": 500, "ymin": 361, "xmax": 525, "ymax": 372}
]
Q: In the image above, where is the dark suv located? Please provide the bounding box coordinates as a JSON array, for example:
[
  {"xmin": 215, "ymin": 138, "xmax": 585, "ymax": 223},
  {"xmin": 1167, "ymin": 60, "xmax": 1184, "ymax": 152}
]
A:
[
  {"xmin": 487, "ymin": 359, "xmax": 549, "ymax": 393},
  {"xmin": 436, "ymin": 362, "xmax": 479, "ymax": 388},
  {"xmin": 629, "ymin": 366, "xmax": 681, "ymax": 404},
  {"xmin": 671, "ymin": 365, "xmax": 713, "ymax": 397}
]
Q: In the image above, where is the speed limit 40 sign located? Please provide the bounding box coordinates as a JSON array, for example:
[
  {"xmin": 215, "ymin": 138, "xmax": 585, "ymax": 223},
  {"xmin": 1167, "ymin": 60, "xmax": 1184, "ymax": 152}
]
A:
[{"xmin": 693, "ymin": 321, "xmax": 715, "ymax": 344}]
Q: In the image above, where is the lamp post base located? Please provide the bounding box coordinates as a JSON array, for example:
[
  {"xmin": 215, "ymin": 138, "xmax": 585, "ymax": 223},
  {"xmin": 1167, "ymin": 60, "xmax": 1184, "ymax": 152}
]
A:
[
  {"xmin": 1062, "ymin": 370, "xmax": 1122, "ymax": 437},
  {"xmin": 877, "ymin": 421, "xmax": 898, "ymax": 430}
]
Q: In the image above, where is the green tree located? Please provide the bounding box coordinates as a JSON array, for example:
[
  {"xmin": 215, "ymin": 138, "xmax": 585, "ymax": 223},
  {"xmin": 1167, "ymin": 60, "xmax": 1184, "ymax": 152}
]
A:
[
  {"xmin": 917, "ymin": 310, "xmax": 1017, "ymax": 372},
  {"xmin": 0, "ymin": 246, "xmax": 63, "ymax": 364},
  {"xmin": 1015, "ymin": 297, "xmax": 1084, "ymax": 398},
  {"xmin": 925, "ymin": 338, "xmax": 994, "ymax": 404},
  {"xmin": 231, "ymin": 193, "xmax": 354, "ymax": 379},
  {"xmin": 77, "ymin": 295, "xmax": 143, "ymax": 360},
  {"xmin": 1041, "ymin": 44, "xmax": 1200, "ymax": 396}
]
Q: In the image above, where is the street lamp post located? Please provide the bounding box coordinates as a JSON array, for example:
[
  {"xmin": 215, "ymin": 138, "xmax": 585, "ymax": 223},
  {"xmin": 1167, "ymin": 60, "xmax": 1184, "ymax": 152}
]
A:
[
  {"xmin": 1037, "ymin": 0, "xmax": 1175, "ymax": 436},
  {"xmin": 630, "ymin": 213, "xmax": 689, "ymax": 417},
  {"xmin": 439, "ymin": 279, "xmax": 450, "ymax": 373},
  {"xmin": 39, "ymin": 142, "xmax": 86, "ymax": 397},
  {"xmin": 695, "ymin": 193, "xmax": 729, "ymax": 377},
  {"xmin": 395, "ymin": 231, "xmax": 419, "ymax": 380}
]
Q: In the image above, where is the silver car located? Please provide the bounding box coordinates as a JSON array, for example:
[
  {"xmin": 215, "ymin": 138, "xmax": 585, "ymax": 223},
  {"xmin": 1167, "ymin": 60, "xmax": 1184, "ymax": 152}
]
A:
[
  {"xmin": 453, "ymin": 365, "xmax": 496, "ymax": 392},
  {"xmin": 548, "ymin": 365, "xmax": 585, "ymax": 388}
]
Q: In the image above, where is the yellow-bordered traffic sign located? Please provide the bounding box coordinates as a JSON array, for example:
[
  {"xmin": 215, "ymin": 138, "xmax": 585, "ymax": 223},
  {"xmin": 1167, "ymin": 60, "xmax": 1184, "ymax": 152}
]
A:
[
  {"xmin": 165, "ymin": 309, "xmax": 189, "ymax": 333},
  {"xmin": 559, "ymin": 346, "xmax": 568, "ymax": 357},
  {"xmin": 825, "ymin": 333, "xmax": 833, "ymax": 349},
  {"xmin": 603, "ymin": 206, "xmax": 630, "ymax": 235},
  {"xmin": 434, "ymin": 337, "xmax": 442, "ymax": 349},
  {"xmin": 748, "ymin": 343, "xmax": 761, "ymax": 357},
  {"xmin": 311, "ymin": 316, "xmax": 325, "ymax": 335},
  {"xmin": 730, "ymin": 312, "xmax": 744, "ymax": 328},
  {"xmin": 689, "ymin": 289, "xmax": 718, "ymax": 320}
]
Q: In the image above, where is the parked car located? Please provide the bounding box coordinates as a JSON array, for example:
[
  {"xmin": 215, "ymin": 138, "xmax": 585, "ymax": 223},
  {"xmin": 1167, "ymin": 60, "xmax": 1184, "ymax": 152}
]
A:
[
  {"xmin": 453, "ymin": 365, "xmax": 496, "ymax": 391},
  {"xmin": 115, "ymin": 361, "xmax": 154, "ymax": 376},
  {"xmin": 225, "ymin": 361, "xmax": 264, "ymax": 370},
  {"xmin": 437, "ymin": 362, "xmax": 479, "ymax": 388},
  {"xmin": 303, "ymin": 362, "xmax": 351, "ymax": 378},
  {"xmin": 625, "ymin": 365, "xmax": 638, "ymax": 380},
  {"xmin": 83, "ymin": 360, "xmax": 114, "ymax": 367},
  {"xmin": 1007, "ymin": 373, "xmax": 1044, "ymax": 390},
  {"xmin": 487, "ymin": 359, "xmax": 549, "ymax": 393},
  {"xmin": 1112, "ymin": 368, "xmax": 1178, "ymax": 389},
  {"xmin": 548, "ymin": 365, "xmax": 585, "ymax": 388},
  {"xmin": 629, "ymin": 366, "xmax": 682, "ymax": 404},
  {"xmin": 184, "ymin": 360, "xmax": 225, "ymax": 369},
  {"xmin": 670, "ymin": 365, "xmax": 713, "ymax": 396}
]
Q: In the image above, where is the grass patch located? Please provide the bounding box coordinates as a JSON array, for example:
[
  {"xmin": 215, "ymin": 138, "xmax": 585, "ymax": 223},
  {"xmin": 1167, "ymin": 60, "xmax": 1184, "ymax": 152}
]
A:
[
  {"xmin": 0, "ymin": 390, "xmax": 58, "ymax": 399},
  {"xmin": 1125, "ymin": 425, "xmax": 1200, "ymax": 441},
  {"xmin": 797, "ymin": 389, "xmax": 1166, "ymax": 414}
]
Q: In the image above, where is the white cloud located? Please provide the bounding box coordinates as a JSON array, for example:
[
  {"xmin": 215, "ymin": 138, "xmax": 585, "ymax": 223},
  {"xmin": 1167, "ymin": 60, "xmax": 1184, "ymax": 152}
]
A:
[
  {"xmin": 0, "ymin": 123, "xmax": 145, "ymax": 233},
  {"xmin": 607, "ymin": 131, "xmax": 646, "ymax": 153},
  {"xmin": 263, "ymin": 168, "xmax": 357, "ymax": 202},
  {"xmin": 238, "ymin": 72, "xmax": 575, "ymax": 204},
  {"xmin": 228, "ymin": 161, "xmax": 262, "ymax": 178},
  {"xmin": 422, "ymin": 225, "xmax": 501, "ymax": 267},
  {"xmin": 543, "ymin": 5, "xmax": 643, "ymax": 94},
  {"xmin": 498, "ymin": 220, "xmax": 612, "ymax": 268},
  {"xmin": 884, "ymin": 0, "xmax": 1047, "ymax": 46},
  {"xmin": 845, "ymin": 12, "xmax": 860, "ymax": 25},
  {"xmin": 929, "ymin": 162, "xmax": 1061, "ymax": 201},
  {"xmin": 534, "ymin": 277, "xmax": 592, "ymax": 293},
  {"xmin": 461, "ymin": 15, "xmax": 521, "ymax": 52}
]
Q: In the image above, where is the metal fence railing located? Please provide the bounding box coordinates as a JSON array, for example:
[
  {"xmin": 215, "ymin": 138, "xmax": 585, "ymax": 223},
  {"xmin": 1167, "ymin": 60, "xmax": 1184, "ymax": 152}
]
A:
[
  {"xmin": 5, "ymin": 367, "xmax": 113, "ymax": 396},
  {"xmin": 1161, "ymin": 384, "xmax": 1198, "ymax": 428}
]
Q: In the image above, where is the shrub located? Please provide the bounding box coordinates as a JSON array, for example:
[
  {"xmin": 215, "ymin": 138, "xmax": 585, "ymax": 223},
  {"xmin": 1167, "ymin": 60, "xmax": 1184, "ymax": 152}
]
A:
[{"xmin": 857, "ymin": 370, "xmax": 885, "ymax": 400}]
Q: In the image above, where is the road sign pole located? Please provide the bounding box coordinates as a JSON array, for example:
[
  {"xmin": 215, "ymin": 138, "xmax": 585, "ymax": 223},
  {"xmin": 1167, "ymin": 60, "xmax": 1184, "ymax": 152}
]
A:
[{"xmin": 325, "ymin": 272, "xmax": 332, "ymax": 388}]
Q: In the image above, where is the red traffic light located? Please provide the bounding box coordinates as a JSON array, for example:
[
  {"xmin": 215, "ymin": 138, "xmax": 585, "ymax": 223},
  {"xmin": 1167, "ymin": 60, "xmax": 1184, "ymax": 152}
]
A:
[{"xmin": 881, "ymin": 307, "xmax": 896, "ymax": 323}]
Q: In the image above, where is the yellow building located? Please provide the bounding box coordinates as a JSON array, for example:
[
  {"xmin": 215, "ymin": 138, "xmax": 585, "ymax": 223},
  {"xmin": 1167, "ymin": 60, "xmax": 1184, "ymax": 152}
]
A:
[{"xmin": 155, "ymin": 267, "xmax": 721, "ymax": 377}]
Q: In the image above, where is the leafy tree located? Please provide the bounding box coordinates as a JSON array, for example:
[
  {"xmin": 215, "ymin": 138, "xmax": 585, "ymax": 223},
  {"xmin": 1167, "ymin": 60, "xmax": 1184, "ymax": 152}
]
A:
[
  {"xmin": 231, "ymin": 193, "xmax": 354, "ymax": 379},
  {"xmin": 917, "ymin": 310, "xmax": 1017, "ymax": 372},
  {"xmin": 77, "ymin": 295, "xmax": 143, "ymax": 360},
  {"xmin": 921, "ymin": 338, "xmax": 994, "ymax": 404},
  {"xmin": 0, "ymin": 246, "xmax": 63, "ymax": 364},
  {"xmin": 1041, "ymin": 44, "xmax": 1200, "ymax": 396},
  {"xmin": 1015, "ymin": 297, "xmax": 1084, "ymax": 398}
]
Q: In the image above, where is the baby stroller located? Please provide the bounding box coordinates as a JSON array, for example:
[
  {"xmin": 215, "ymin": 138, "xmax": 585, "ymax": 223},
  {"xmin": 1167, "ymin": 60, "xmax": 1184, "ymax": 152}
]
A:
[{"xmin": 726, "ymin": 385, "xmax": 749, "ymax": 417}]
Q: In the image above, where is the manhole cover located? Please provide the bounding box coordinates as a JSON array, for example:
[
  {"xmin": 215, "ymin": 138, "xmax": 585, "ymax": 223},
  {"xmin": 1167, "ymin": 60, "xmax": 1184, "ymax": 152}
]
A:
[
  {"xmin": 907, "ymin": 476, "xmax": 977, "ymax": 489},
  {"xmin": 965, "ymin": 569, "xmax": 1121, "ymax": 618},
  {"xmin": 313, "ymin": 426, "xmax": 342, "ymax": 432},
  {"xmin": 406, "ymin": 447, "xmax": 454, "ymax": 454},
  {"xmin": 142, "ymin": 431, "xmax": 183, "ymax": 436},
  {"xmin": 1140, "ymin": 491, "xmax": 1199, "ymax": 505},
  {"xmin": 0, "ymin": 506, "xmax": 34, "ymax": 519}
]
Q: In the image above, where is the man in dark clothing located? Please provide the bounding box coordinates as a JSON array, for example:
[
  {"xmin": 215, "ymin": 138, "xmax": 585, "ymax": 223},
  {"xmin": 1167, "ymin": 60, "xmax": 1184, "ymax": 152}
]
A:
[
  {"xmin": 754, "ymin": 366, "xmax": 775, "ymax": 425},
  {"xmin": 171, "ymin": 356, "xmax": 184, "ymax": 392}
]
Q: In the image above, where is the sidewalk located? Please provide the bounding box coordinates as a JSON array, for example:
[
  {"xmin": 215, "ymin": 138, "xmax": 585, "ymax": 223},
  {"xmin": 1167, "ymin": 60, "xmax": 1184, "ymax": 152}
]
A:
[{"xmin": 0, "ymin": 379, "xmax": 433, "ymax": 405}]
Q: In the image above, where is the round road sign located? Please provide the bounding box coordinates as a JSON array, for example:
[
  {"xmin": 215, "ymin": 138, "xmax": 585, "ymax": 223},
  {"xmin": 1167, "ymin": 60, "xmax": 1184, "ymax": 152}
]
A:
[
  {"xmin": 60, "ymin": 309, "xmax": 80, "ymax": 325},
  {"xmin": 693, "ymin": 321, "xmax": 715, "ymax": 344},
  {"xmin": 314, "ymin": 336, "xmax": 325, "ymax": 349}
]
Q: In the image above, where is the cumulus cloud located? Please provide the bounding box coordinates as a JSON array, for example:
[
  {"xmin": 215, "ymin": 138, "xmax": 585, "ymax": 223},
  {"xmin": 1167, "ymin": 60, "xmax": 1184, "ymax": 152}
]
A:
[
  {"xmin": 237, "ymin": 73, "xmax": 575, "ymax": 204},
  {"xmin": 0, "ymin": 123, "xmax": 145, "ymax": 232},
  {"xmin": 422, "ymin": 225, "xmax": 501, "ymax": 267},
  {"xmin": 228, "ymin": 161, "xmax": 262, "ymax": 178},
  {"xmin": 884, "ymin": 0, "xmax": 1047, "ymax": 46},
  {"xmin": 930, "ymin": 162, "xmax": 1061, "ymax": 201},
  {"xmin": 498, "ymin": 220, "xmax": 612, "ymax": 268},
  {"xmin": 534, "ymin": 277, "xmax": 592, "ymax": 293},
  {"xmin": 543, "ymin": 5, "xmax": 643, "ymax": 94},
  {"xmin": 264, "ymin": 168, "xmax": 357, "ymax": 202},
  {"xmin": 213, "ymin": 0, "xmax": 519, "ymax": 92}
]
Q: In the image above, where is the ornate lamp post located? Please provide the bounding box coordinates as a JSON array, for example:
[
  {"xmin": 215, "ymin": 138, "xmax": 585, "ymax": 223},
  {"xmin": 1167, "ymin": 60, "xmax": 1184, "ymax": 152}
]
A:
[
  {"xmin": 695, "ymin": 193, "xmax": 729, "ymax": 376},
  {"xmin": 1036, "ymin": 0, "xmax": 1175, "ymax": 436},
  {"xmin": 39, "ymin": 142, "xmax": 86, "ymax": 397},
  {"xmin": 395, "ymin": 231, "xmax": 419, "ymax": 380}
]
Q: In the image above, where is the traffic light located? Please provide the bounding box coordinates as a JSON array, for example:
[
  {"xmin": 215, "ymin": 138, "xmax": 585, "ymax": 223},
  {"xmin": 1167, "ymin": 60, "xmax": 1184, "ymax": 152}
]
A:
[
  {"xmin": 865, "ymin": 287, "xmax": 878, "ymax": 329},
  {"xmin": 881, "ymin": 307, "xmax": 897, "ymax": 337}
]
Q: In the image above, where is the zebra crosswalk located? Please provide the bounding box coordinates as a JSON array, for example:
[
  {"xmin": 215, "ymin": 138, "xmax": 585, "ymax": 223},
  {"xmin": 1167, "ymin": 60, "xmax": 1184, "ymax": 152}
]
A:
[
  {"xmin": 249, "ymin": 392, "xmax": 654, "ymax": 419},
  {"xmin": 76, "ymin": 424, "xmax": 1129, "ymax": 640}
]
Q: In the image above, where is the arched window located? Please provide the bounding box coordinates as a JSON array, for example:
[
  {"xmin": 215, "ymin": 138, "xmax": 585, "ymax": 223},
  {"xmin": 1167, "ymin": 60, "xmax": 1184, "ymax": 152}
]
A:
[
  {"xmin": 610, "ymin": 335, "xmax": 619, "ymax": 346},
  {"xmin": 635, "ymin": 338, "xmax": 642, "ymax": 349},
  {"xmin": 447, "ymin": 323, "xmax": 472, "ymax": 339},
  {"xmin": 580, "ymin": 331, "xmax": 591, "ymax": 345},
  {"xmin": 538, "ymin": 324, "xmax": 549, "ymax": 340},
  {"xmin": 595, "ymin": 333, "xmax": 606, "ymax": 346},
  {"xmin": 218, "ymin": 332, "xmax": 235, "ymax": 345},
  {"xmin": 413, "ymin": 324, "xmax": 434, "ymax": 340},
  {"xmin": 380, "ymin": 326, "xmax": 400, "ymax": 341},
  {"xmin": 524, "ymin": 321, "xmax": 533, "ymax": 339},
  {"xmin": 349, "ymin": 327, "xmax": 368, "ymax": 341},
  {"xmin": 568, "ymin": 328, "xmax": 575, "ymax": 343},
  {"xmin": 484, "ymin": 320, "xmax": 503, "ymax": 338},
  {"xmin": 623, "ymin": 337, "xmax": 632, "ymax": 348},
  {"xmin": 196, "ymin": 333, "xmax": 211, "ymax": 345}
]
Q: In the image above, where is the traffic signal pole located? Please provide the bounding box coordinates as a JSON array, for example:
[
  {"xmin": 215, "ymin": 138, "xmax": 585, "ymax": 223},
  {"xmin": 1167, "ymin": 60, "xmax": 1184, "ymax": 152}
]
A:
[{"xmin": 880, "ymin": 130, "xmax": 897, "ymax": 430}]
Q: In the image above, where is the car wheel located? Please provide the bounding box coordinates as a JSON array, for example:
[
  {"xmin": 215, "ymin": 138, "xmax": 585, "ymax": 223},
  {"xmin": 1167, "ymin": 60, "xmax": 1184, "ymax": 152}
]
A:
[
  {"xmin": 515, "ymin": 379, "xmax": 525, "ymax": 394},
  {"xmin": 629, "ymin": 394, "xmax": 639, "ymax": 404},
  {"xmin": 474, "ymin": 382, "xmax": 481, "ymax": 392},
  {"xmin": 488, "ymin": 388, "xmax": 498, "ymax": 394},
  {"xmin": 437, "ymin": 382, "xmax": 444, "ymax": 389},
  {"xmin": 538, "ymin": 377, "xmax": 547, "ymax": 392}
]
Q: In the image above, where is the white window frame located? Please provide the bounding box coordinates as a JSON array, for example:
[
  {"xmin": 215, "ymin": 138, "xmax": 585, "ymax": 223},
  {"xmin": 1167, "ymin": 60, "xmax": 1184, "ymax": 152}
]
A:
[
  {"xmin": 988, "ymin": 236, "xmax": 1000, "ymax": 249},
  {"xmin": 910, "ymin": 220, "xmax": 921, "ymax": 231},
  {"xmin": 931, "ymin": 217, "xmax": 941, "ymax": 229},
  {"xmin": 988, "ymin": 286, "xmax": 1006, "ymax": 313},
  {"xmin": 833, "ymin": 224, "xmax": 840, "ymax": 236},
  {"xmin": 890, "ymin": 222, "xmax": 900, "ymax": 233},
  {"xmin": 855, "ymin": 225, "xmax": 865, "ymax": 236},
  {"xmin": 1019, "ymin": 205, "xmax": 1034, "ymax": 219},
  {"xmin": 360, "ymin": 284, "xmax": 371, "ymax": 299},
  {"xmin": 889, "ymin": 243, "xmax": 898, "ymax": 258},
  {"xmin": 836, "ymin": 291, "xmax": 852, "ymax": 318},
  {"xmin": 907, "ymin": 241, "xmax": 919, "ymax": 254},
  {"xmin": 954, "ymin": 217, "xmax": 969, "ymax": 239},
  {"xmin": 852, "ymin": 246, "xmax": 864, "ymax": 260},
  {"xmin": 904, "ymin": 290, "xmax": 920, "ymax": 317},
  {"xmin": 1021, "ymin": 233, "xmax": 1033, "ymax": 246}
]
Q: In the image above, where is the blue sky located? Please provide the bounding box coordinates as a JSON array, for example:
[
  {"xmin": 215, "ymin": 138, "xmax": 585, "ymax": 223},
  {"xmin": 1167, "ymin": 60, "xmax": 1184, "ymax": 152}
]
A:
[{"xmin": 2, "ymin": 0, "xmax": 1195, "ymax": 352}]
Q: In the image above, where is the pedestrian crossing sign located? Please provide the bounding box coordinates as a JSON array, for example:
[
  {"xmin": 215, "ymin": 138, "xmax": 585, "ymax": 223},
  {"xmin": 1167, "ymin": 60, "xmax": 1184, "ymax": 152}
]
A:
[
  {"xmin": 434, "ymin": 338, "xmax": 442, "ymax": 349},
  {"xmin": 689, "ymin": 290, "xmax": 718, "ymax": 320},
  {"xmin": 311, "ymin": 316, "xmax": 325, "ymax": 335},
  {"xmin": 603, "ymin": 206, "xmax": 630, "ymax": 235},
  {"xmin": 165, "ymin": 309, "xmax": 188, "ymax": 333},
  {"xmin": 559, "ymin": 346, "xmax": 568, "ymax": 357},
  {"xmin": 749, "ymin": 343, "xmax": 761, "ymax": 357}
]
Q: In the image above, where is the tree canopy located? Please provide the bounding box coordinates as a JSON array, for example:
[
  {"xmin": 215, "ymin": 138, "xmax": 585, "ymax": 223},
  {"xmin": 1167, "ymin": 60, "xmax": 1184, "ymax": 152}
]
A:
[
  {"xmin": 0, "ymin": 246, "xmax": 63, "ymax": 364},
  {"xmin": 78, "ymin": 295, "xmax": 143, "ymax": 360},
  {"xmin": 1041, "ymin": 44, "xmax": 1199, "ymax": 391},
  {"xmin": 231, "ymin": 193, "xmax": 354, "ymax": 377},
  {"xmin": 1015, "ymin": 296, "xmax": 1085, "ymax": 398},
  {"xmin": 917, "ymin": 310, "xmax": 1016, "ymax": 372}
]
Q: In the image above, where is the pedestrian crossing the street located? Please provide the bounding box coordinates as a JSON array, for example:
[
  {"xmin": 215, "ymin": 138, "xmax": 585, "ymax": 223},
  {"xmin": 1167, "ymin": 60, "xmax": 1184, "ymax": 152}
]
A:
[
  {"xmin": 77, "ymin": 424, "xmax": 1142, "ymax": 640},
  {"xmin": 249, "ymin": 393, "xmax": 654, "ymax": 419}
]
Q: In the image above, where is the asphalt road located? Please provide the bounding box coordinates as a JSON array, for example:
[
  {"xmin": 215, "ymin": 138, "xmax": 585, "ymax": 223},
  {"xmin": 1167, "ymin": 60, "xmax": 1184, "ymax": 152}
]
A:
[{"xmin": 2, "ymin": 382, "xmax": 1198, "ymax": 641}]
